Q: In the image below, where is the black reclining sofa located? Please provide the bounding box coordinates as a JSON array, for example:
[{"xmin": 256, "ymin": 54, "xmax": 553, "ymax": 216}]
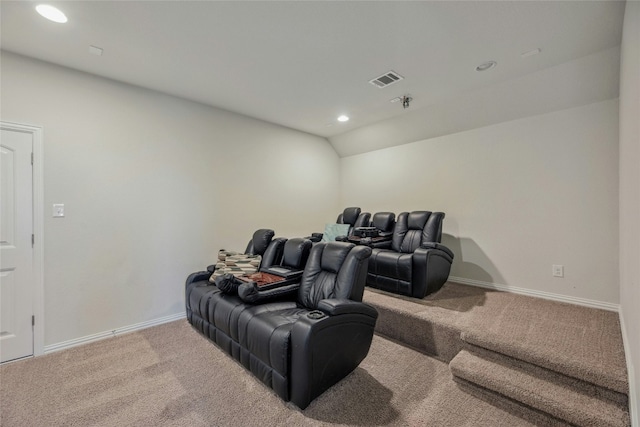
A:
[
  {"xmin": 186, "ymin": 236, "xmax": 377, "ymax": 409},
  {"xmin": 366, "ymin": 211, "xmax": 454, "ymax": 299}
]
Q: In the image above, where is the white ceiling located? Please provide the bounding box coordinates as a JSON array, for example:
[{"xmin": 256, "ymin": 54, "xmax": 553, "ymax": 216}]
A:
[{"xmin": 1, "ymin": 1, "xmax": 625, "ymax": 143}]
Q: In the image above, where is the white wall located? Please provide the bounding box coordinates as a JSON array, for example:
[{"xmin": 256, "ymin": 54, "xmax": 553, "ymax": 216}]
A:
[
  {"xmin": 0, "ymin": 51, "xmax": 340, "ymax": 346},
  {"xmin": 341, "ymin": 100, "xmax": 619, "ymax": 304},
  {"xmin": 618, "ymin": 0, "xmax": 640, "ymax": 422}
]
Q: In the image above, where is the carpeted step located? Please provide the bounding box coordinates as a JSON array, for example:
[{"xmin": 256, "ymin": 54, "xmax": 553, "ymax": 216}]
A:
[
  {"xmin": 461, "ymin": 329, "xmax": 629, "ymax": 395},
  {"xmin": 450, "ymin": 349, "xmax": 630, "ymax": 427},
  {"xmin": 452, "ymin": 376, "xmax": 571, "ymax": 427},
  {"xmin": 371, "ymin": 302, "xmax": 463, "ymax": 362},
  {"xmin": 462, "ymin": 342, "xmax": 628, "ymax": 406}
]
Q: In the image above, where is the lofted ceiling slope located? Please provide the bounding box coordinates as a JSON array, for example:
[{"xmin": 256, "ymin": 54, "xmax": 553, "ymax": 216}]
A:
[{"xmin": 0, "ymin": 1, "xmax": 625, "ymax": 155}]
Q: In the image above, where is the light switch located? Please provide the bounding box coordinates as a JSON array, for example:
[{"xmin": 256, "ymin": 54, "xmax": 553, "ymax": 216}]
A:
[{"xmin": 53, "ymin": 204, "xmax": 65, "ymax": 217}]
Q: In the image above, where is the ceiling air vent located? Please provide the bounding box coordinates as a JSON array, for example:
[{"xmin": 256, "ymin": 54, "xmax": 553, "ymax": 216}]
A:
[{"xmin": 369, "ymin": 71, "xmax": 404, "ymax": 88}]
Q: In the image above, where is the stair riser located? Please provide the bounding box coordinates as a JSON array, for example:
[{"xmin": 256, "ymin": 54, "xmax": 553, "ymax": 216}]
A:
[
  {"xmin": 461, "ymin": 330, "xmax": 628, "ymax": 395},
  {"xmin": 373, "ymin": 305, "xmax": 462, "ymax": 362},
  {"xmin": 450, "ymin": 350, "xmax": 630, "ymax": 427},
  {"xmin": 452, "ymin": 376, "xmax": 571, "ymax": 427},
  {"xmin": 462, "ymin": 342, "xmax": 628, "ymax": 406}
]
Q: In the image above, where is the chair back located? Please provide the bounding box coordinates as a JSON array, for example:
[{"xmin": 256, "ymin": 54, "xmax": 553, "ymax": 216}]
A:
[
  {"xmin": 371, "ymin": 212, "xmax": 395, "ymax": 238},
  {"xmin": 281, "ymin": 238, "xmax": 312, "ymax": 270},
  {"xmin": 245, "ymin": 229, "xmax": 275, "ymax": 255},
  {"xmin": 297, "ymin": 242, "xmax": 372, "ymax": 309},
  {"xmin": 245, "ymin": 229, "xmax": 286, "ymax": 269},
  {"xmin": 337, "ymin": 207, "xmax": 371, "ymax": 237},
  {"xmin": 391, "ymin": 211, "xmax": 445, "ymax": 253}
]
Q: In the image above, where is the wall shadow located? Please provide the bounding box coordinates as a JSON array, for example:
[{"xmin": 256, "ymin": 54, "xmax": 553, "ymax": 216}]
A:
[{"xmin": 441, "ymin": 233, "xmax": 505, "ymax": 285}]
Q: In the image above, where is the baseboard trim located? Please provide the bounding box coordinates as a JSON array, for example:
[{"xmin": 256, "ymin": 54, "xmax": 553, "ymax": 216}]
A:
[
  {"xmin": 43, "ymin": 312, "xmax": 186, "ymax": 354},
  {"xmin": 619, "ymin": 308, "xmax": 639, "ymax": 427},
  {"xmin": 449, "ymin": 276, "xmax": 620, "ymax": 312}
]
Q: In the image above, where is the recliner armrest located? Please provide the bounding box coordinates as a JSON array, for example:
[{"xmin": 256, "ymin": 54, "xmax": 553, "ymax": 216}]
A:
[
  {"xmin": 186, "ymin": 271, "xmax": 212, "ymax": 285},
  {"xmin": 420, "ymin": 242, "xmax": 454, "ymax": 259},
  {"xmin": 237, "ymin": 281, "xmax": 300, "ymax": 304},
  {"xmin": 317, "ymin": 298, "xmax": 378, "ymax": 318},
  {"xmin": 305, "ymin": 233, "xmax": 323, "ymax": 243}
]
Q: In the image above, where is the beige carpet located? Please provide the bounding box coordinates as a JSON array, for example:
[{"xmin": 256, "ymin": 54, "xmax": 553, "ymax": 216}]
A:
[
  {"xmin": 1, "ymin": 319, "xmax": 542, "ymax": 427},
  {"xmin": 363, "ymin": 284, "xmax": 628, "ymax": 387},
  {"xmin": 363, "ymin": 283, "xmax": 630, "ymax": 426}
]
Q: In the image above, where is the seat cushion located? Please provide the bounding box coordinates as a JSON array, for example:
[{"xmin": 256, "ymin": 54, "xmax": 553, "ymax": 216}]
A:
[{"xmin": 369, "ymin": 248, "xmax": 413, "ymax": 282}]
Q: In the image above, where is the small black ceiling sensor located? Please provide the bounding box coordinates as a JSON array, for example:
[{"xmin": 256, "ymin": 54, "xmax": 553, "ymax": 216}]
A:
[{"xmin": 402, "ymin": 95, "xmax": 412, "ymax": 109}]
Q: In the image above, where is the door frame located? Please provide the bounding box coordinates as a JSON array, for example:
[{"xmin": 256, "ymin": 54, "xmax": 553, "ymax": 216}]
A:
[{"xmin": 1, "ymin": 121, "xmax": 44, "ymax": 357}]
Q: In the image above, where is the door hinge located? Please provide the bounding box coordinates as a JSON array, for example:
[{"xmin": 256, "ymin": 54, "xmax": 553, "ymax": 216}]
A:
[
  {"xmin": 31, "ymin": 152, "xmax": 34, "ymax": 165},
  {"xmin": 32, "ymin": 315, "xmax": 35, "ymax": 326},
  {"xmin": 32, "ymin": 234, "xmax": 35, "ymax": 247}
]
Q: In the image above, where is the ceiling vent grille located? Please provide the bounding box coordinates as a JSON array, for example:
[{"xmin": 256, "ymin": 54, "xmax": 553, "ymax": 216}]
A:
[{"xmin": 369, "ymin": 71, "xmax": 403, "ymax": 88}]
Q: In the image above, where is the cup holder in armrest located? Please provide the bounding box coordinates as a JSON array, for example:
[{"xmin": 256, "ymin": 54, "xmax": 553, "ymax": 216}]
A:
[{"xmin": 307, "ymin": 311, "xmax": 326, "ymax": 320}]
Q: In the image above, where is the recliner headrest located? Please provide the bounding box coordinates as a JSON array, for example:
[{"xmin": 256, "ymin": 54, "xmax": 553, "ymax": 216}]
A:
[
  {"xmin": 408, "ymin": 211, "xmax": 430, "ymax": 230},
  {"xmin": 282, "ymin": 238, "xmax": 312, "ymax": 270},
  {"xmin": 320, "ymin": 242, "xmax": 352, "ymax": 273},
  {"xmin": 341, "ymin": 207, "xmax": 361, "ymax": 226},
  {"xmin": 251, "ymin": 229, "xmax": 275, "ymax": 255},
  {"xmin": 372, "ymin": 212, "xmax": 395, "ymax": 232}
]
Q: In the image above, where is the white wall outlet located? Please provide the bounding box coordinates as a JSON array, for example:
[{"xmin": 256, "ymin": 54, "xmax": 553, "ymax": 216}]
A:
[
  {"xmin": 53, "ymin": 203, "xmax": 65, "ymax": 217},
  {"xmin": 552, "ymin": 264, "xmax": 564, "ymax": 278}
]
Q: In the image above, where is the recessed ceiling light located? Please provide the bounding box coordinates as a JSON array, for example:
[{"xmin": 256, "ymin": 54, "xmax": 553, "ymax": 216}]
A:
[
  {"xmin": 475, "ymin": 61, "xmax": 497, "ymax": 72},
  {"xmin": 521, "ymin": 48, "xmax": 542, "ymax": 58},
  {"xmin": 36, "ymin": 4, "xmax": 68, "ymax": 23},
  {"xmin": 337, "ymin": 115, "xmax": 349, "ymax": 122}
]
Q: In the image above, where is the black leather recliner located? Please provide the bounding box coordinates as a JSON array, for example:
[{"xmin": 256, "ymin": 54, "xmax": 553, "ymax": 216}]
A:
[
  {"xmin": 334, "ymin": 207, "xmax": 371, "ymax": 241},
  {"xmin": 206, "ymin": 228, "xmax": 285, "ymax": 274},
  {"xmin": 238, "ymin": 237, "xmax": 313, "ymax": 304},
  {"xmin": 366, "ymin": 211, "xmax": 454, "ymax": 298},
  {"xmin": 189, "ymin": 229, "xmax": 286, "ymax": 310},
  {"xmin": 185, "ymin": 241, "xmax": 377, "ymax": 409},
  {"xmin": 349, "ymin": 211, "xmax": 396, "ymax": 249},
  {"xmin": 309, "ymin": 207, "xmax": 371, "ymax": 242}
]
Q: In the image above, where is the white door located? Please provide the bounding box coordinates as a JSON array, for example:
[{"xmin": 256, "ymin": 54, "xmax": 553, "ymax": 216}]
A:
[{"xmin": 0, "ymin": 127, "xmax": 34, "ymax": 363}]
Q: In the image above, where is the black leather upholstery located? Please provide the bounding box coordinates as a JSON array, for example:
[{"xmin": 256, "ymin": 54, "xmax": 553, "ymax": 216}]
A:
[
  {"xmin": 281, "ymin": 238, "xmax": 312, "ymax": 270},
  {"xmin": 367, "ymin": 211, "xmax": 453, "ymax": 298},
  {"xmin": 238, "ymin": 238, "xmax": 313, "ymax": 304},
  {"xmin": 190, "ymin": 230, "xmax": 285, "ymax": 322},
  {"xmin": 335, "ymin": 207, "xmax": 371, "ymax": 241},
  {"xmin": 338, "ymin": 207, "xmax": 360, "ymax": 225},
  {"xmin": 350, "ymin": 212, "xmax": 396, "ymax": 249},
  {"xmin": 372, "ymin": 212, "xmax": 395, "ymax": 237},
  {"xmin": 246, "ymin": 229, "xmax": 287, "ymax": 270},
  {"xmin": 186, "ymin": 241, "xmax": 376, "ymax": 409},
  {"xmin": 207, "ymin": 229, "xmax": 283, "ymax": 274},
  {"xmin": 298, "ymin": 243, "xmax": 370, "ymax": 309},
  {"xmin": 307, "ymin": 207, "xmax": 371, "ymax": 243},
  {"xmin": 245, "ymin": 229, "xmax": 275, "ymax": 255}
]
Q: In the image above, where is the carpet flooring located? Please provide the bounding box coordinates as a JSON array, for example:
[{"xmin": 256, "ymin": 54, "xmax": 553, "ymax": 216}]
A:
[
  {"xmin": 363, "ymin": 284, "xmax": 628, "ymax": 386},
  {"xmin": 1, "ymin": 282, "xmax": 630, "ymax": 426},
  {"xmin": 1, "ymin": 319, "xmax": 542, "ymax": 427},
  {"xmin": 363, "ymin": 283, "xmax": 630, "ymax": 426}
]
